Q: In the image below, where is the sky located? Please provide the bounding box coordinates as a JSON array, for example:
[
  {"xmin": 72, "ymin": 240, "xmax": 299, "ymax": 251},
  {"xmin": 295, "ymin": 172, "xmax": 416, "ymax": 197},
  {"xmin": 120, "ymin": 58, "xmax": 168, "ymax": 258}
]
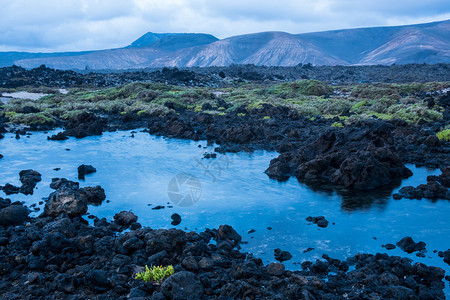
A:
[{"xmin": 0, "ymin": 0, "xmax": 449, "ymax": 53}]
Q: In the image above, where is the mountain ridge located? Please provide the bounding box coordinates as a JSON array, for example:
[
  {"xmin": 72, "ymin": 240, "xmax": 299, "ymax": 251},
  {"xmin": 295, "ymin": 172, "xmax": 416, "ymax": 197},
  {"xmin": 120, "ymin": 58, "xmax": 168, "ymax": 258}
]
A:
[{"xmin": 3, "ymin": 19, "xmax": 449, "ymax": 70}]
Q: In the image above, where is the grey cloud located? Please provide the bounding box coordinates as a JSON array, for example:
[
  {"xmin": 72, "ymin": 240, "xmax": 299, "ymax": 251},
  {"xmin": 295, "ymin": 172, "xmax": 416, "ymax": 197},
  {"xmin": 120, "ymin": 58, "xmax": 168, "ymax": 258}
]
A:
[{"xmin": 0, "ymin": 0, "xmax": 448, "ymax": 52}]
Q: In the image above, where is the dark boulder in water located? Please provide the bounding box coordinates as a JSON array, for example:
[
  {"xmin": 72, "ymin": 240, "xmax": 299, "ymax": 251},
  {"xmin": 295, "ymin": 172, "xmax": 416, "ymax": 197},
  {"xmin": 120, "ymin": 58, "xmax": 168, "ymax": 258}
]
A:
[
  {"xmin": 47, "ymin": 132, "xmax": 68, "ymax": 141},
  {"xmin": 77, "ymin": 164, "xmax": 97, "ymax": 179},
  {"xmin": 266, "ymin": 120, "xmax": 413, "ymax": 190},
  {"xmin": 396, "ymin": 236, "xmax": 426, "ymax": 254},
  {"xmin": 171, "ymin": 213, "xmax": 181, "ymax": 225},
  {"xmin": 0, "ymin": 183, "xmax": 20, "ymax": 195},
  {"xmin": 81, "ymin": 186, "xmax": 106, "ymax": 205},
  {"xmin": 274, "ymin": 248, "xmax": 293, "ymax": 262},
  {"xmin": 18, "ymin": 169, "xmax": 42, "ymax": 195},
  {"xmin": 306, "ymin": 216, "xmax": 329, "ymax": 228}
]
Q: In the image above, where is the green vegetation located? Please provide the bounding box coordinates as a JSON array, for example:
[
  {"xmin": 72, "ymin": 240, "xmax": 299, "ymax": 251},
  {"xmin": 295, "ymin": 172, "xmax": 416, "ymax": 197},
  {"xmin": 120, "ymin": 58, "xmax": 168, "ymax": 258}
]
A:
[
  {"xmin": 331, "ymin": 121, "xmax": 344, "ymax": 128},
  {"xmin": 0, "ymin": 80, "xmax": 448, "ymax": 126},
  {"xmin": 135, "ymin": 265, "xmax": 174, "ymax": 284},
  {"xmin": 437, "ymin": 129, "xmax": 450, "ymax": 141}
]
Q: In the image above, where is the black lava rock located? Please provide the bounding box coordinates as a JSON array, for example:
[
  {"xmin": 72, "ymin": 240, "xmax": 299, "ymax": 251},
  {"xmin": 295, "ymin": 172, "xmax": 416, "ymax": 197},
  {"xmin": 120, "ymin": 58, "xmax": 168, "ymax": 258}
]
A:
[
  {"xmin": 77, "ymin": 164, "xmax": 97, "ymax": 180},
  {"xmin": 396, "ymin": 236, "xmax": 426, "ymax": 254},
  {"xmin": 171, "ymin": 213, "xmax": 181, "ymax": 226}
]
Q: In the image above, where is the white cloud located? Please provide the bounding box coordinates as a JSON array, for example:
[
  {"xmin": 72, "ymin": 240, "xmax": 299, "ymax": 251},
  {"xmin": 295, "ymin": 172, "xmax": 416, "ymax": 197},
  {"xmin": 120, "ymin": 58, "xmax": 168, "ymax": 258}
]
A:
[{"xmin": 0, "ymin": 0, "xmax": 448, "ymax": 52}]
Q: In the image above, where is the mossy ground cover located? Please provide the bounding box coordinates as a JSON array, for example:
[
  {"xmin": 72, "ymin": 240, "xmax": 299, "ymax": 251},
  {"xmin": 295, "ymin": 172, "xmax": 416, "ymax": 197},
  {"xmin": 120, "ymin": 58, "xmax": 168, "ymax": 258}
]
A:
[{"xmin": 1, "ymin": 80, "xmax": 448, "ymax": 126}]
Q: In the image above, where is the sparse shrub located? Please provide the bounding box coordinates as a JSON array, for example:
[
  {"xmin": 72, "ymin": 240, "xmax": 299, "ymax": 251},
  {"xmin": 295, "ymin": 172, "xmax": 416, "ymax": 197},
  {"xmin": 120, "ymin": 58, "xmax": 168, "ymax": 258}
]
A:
[
  {"xmin": 135, "ymin": 265, "xmax": 174, "ymax": 284},
  {"xmin": 263, "ymin": 116, "xmax": 271, "ymax": 120},
  {"xmin": 7, "ymin": 112, "xmax": 54, "ymax": 125},
  {"xmin": 437, "ymin": 129, "xmax": 450, "ymax": 141},
  {"xmin": 331, "ymin": 121, "xmax": 344, "ymax": 128}
]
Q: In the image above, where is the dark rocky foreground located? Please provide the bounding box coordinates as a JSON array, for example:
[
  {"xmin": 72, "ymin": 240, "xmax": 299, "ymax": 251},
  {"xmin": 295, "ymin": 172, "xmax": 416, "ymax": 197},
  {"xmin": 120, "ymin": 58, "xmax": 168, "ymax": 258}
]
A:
[{"xmin": 0, "ymin": 196, "xmax": 447, "ymax": 299}]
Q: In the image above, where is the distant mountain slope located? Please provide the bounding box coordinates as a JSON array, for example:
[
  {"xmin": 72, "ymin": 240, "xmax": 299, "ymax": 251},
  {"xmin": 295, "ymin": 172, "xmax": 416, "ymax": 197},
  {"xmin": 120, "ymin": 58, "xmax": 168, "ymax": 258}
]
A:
[{"xmin": 10, "ymin": 19, "xmax": 450, "ymax": 70}]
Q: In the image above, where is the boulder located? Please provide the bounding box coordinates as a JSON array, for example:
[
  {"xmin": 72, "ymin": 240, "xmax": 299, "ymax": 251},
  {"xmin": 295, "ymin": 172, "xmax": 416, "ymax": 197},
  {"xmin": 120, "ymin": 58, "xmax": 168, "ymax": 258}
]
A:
[
  {"xmin": 47, "ymin": 132, "xmax": 68, "ymax": 141},
  {"xmin": 81, "ymin": 186, "xmax": 106, "ymax": 205},
  {"xmin": 78, "ymin": 164, "xmax": 97, "ymax": 180},
  {"xmin": 1, "ymin": 183, "xmax": 19, "ymax": 195},
  {"xmin": 0, "ymin": 205, "xmax": 28, "ymax": 226},
  {"xmin": 43, "ymin": 181, "xmax": 86, "ymax": 217},
  {"xmin": 19, "ymin": 169, "xmax": 42, "ymax": 195},
  {"xmin": 161, "ymin": 271, "xmax": 203, "ymax": 299},
  {"xmin": 171, "ymin": 213, "xmax": 181, "ymax": 226},
  {"xmin": 114, "ymin": 211, "xmax": 138, "ymax": 226},
  {"xmin": 266, "ymin": 120, "xmax": 413, "ymax": 190},
  {"xmin": 274, "ymin": 248, "xmax": 292, "ymax": 262},
  {"xmin": 396, "ymin": 237, "xmax": 426, "ymax": 253}
]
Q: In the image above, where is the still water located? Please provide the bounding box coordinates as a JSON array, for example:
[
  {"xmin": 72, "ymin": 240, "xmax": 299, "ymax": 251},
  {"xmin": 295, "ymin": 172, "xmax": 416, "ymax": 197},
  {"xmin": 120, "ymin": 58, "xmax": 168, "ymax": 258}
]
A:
[{"xmin": 1, "ymin": 129, "xmax": 449, "ymax": 291}]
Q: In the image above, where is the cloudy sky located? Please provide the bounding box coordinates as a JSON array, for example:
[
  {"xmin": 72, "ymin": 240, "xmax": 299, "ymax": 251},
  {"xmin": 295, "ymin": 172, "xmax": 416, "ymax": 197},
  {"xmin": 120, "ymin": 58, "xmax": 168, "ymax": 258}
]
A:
[{"xmin": 0, "ymin": 0, "xmax": 449, "ymax": 52}]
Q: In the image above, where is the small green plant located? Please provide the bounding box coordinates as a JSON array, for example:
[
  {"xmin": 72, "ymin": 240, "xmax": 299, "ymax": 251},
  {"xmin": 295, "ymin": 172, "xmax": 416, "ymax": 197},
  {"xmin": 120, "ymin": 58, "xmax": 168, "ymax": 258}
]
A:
[
  {"xmin": 437, "ymin": 129, "xmax": 450, "ymax": 141},
  {"xmin": 135, "ymin": 265, "xmax": 174, "ymax": 284},
  {"xmin": 331, "ymin": 121, "xmax": 344, "ymax": 128},
  {"xmin": 237, "ymin": 112, "xmax": 246, "ymax": 117},
  {"xmin": 263, "ymin": 116, "xmax": 271, "ymax": 120}
]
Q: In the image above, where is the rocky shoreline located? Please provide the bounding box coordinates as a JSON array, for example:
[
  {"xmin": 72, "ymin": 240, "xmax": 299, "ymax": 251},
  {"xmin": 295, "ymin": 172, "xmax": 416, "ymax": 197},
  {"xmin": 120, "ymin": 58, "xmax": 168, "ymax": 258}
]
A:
[{"xmin": 0, "ymin": 188, "xmax": 448, "ymax": 299}]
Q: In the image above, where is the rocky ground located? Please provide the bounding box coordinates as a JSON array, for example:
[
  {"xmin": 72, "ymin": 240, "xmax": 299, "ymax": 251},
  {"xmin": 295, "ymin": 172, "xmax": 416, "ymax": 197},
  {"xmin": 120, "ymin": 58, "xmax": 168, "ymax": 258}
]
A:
[
  {"xmin": 1, "ymin": 65, "xmax": 450, "ymax": 298},
  {"xmin": 1, "ymin": 63, "xmax": 450, "ymax": 89}
]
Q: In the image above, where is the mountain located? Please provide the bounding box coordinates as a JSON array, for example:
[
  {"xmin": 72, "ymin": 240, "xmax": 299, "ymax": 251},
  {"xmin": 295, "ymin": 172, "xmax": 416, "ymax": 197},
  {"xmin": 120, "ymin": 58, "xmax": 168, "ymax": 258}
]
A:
[
  {"xmin": 129, "ymin": 33, "xmax": 218, "ymax": 50},
  {"xmin": 5, "ymin": 19, "xmax": 450, "ymax": 70}
]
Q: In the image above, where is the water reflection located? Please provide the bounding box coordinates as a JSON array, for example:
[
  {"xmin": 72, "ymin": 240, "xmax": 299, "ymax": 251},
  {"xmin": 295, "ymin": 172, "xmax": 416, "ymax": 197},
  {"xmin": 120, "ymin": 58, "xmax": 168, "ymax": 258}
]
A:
[{"xmin": 302, "ymin": 180, "xmax": 398, "ymax": 211}]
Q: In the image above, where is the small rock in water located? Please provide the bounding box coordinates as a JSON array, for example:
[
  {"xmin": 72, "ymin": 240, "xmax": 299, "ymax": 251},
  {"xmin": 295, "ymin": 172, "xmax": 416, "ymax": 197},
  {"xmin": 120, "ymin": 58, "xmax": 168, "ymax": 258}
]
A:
[
  {"xmin": 53, "ymin": 168, "xmax": 61, "ymax": 171},
  {"xmin": 303, "ymin": 247, "xmax": 315, "ymax": 253},
  {"xmin": 274, "ymin": 248, "xmax": 292, "ymax": 262},
  {"xmin": 248, "ymin": 229, "xmax": 256, "ymax": 234},
  {"xmin": 306, "ymin": 216, "xmax": 329, "ymax": 228},
  {"xmin": 266, "ymin": 227, "xmax": 272, "ymax": 230},
  {"xmin": 47, "ymin": 132, "xmax": 68, "ymax": 141},
  {"xmin": 152, "ymin": 205, "xmax": 165, "ymax": 210},
  {"xmin": 78, "ymin": 164, "xmax": 97, "ymax": 179},
  {"xmin": 382, "ymin": 244, "xmax": 396, "ymax": 250},
  {"xmin": 396, "ymin": 236, "xmax": 426, "ymax": 253},
  {"xmin": 171, "ymin": 213, "xmax": 182, "ymax": 225}
]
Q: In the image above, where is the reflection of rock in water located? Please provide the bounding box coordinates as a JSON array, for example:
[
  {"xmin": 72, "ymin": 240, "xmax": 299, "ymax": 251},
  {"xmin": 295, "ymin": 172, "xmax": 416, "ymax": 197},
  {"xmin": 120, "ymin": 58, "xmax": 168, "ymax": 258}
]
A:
[{"xmin": 303, "ymin": 179, "xmax": 400, "ymax": 212}]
